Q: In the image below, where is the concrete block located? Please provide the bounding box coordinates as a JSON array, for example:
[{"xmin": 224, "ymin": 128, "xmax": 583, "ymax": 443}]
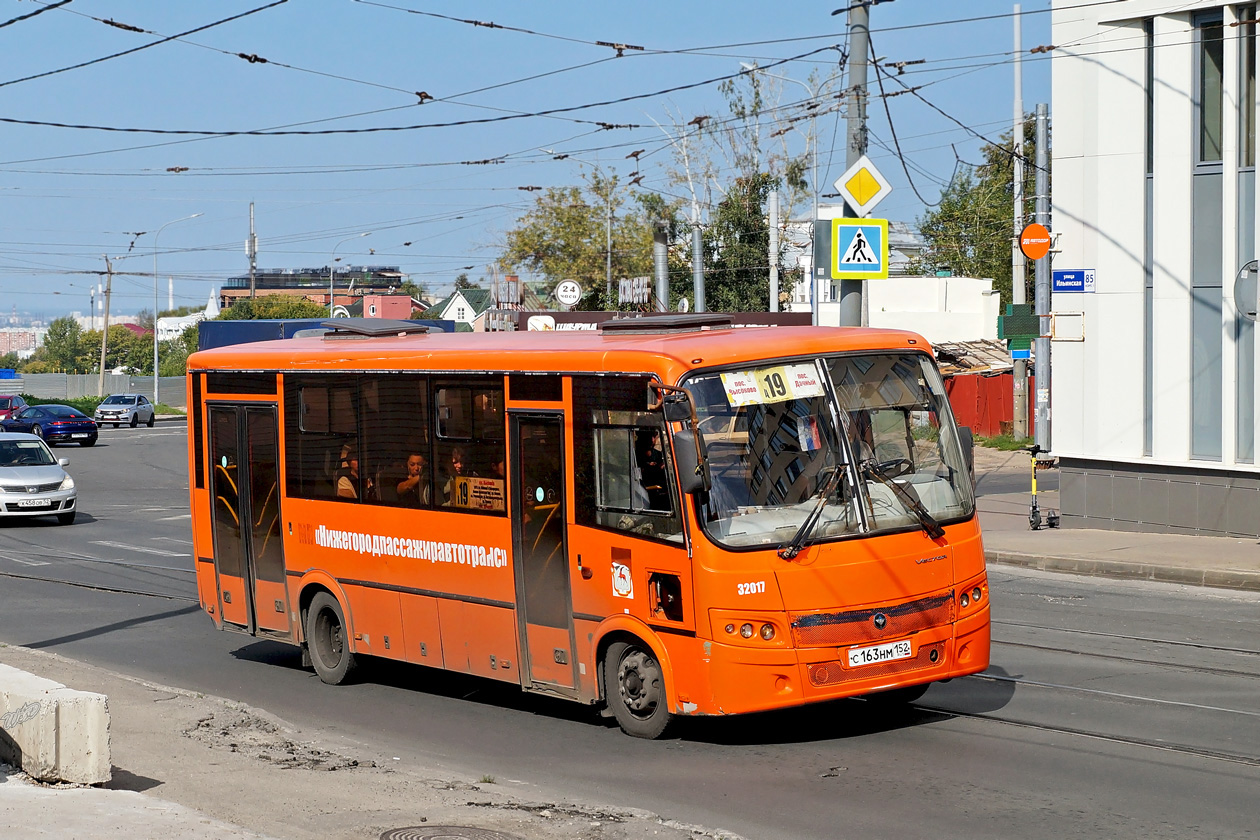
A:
[{"xmin": 0, "ymin": 663, "xmax": 110, "ymax": 784}]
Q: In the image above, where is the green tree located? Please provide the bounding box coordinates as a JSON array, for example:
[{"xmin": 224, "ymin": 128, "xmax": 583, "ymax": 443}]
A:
[
  {"xmin": 160, "ymin": 325, "xmax": 200, "ymax": 377},
  {"xmin": 218, "ymin": 294, "xmax": 328, "ymax": 320},
  {"xmin": 32, "ymin": 317, "xmax": 88, "ymax": 372},
  {"xmin": 452, "ymin": 273, "xmax": 479, "ymax": 290},
  {"xmin": 397, "ymin": 278, "xmax": 426, "ymax": 300},
  {"xmin": 0, "ymin": 352, "xmax": 19, "ymax": 371},
  {"xmin": 913, "ymin": 116, "xmax": 1044, "ymax": 304},
  {"xmin": 501, "ymin": 171, "xmax": 683, "ymax": 310},
  {"xmin": 698, "ymin": 173, "xmax": 784, "ymax": 312}
]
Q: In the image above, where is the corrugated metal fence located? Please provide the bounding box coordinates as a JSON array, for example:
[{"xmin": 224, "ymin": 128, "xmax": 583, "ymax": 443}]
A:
[{"xmin": 1, "ymin": 374, "xmax": 187, "ymax": 408}]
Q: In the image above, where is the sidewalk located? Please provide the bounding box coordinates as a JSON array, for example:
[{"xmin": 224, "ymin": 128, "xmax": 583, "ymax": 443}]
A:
[
  {"xmin": 2, "ymin": 446, "xmax": 1257, "ymax": 839},
  {"xmin": 0, "ymin": 644, "xmax": 732, "ymax": 840},
  {"xmin": 974, "ymin": 446, "xmax": 1260, "ymax": 592}
]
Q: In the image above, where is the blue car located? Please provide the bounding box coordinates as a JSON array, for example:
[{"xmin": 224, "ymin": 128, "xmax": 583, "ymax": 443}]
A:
[{"xmin": 1, "ymin": 404, "xmax": 99, "ymax": 447}]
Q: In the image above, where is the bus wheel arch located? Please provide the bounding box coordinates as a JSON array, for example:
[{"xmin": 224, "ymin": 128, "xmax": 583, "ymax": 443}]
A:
[
  {"xmin": 598, "ymin": 631, "xmax": 674, "ymax": 739},
  {"xmin": 302, "ymin": 587, "xmax": 359, "ymax": 685}
]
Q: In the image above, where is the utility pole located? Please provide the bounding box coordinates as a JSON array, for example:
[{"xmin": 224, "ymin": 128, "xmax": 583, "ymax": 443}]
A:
[
  {"xmin": 692, "ymin": 226, "xmax": 706, "ymax": 312},
  {"xmin": 840, "ymin": 0, "xmax": 870, "ymax": 327},
  {"xmin": 1011, "ymin": 4, "xmax": 1029, "ymax": 439},
  {"xmin": 248, "ymin": 202, "xmax": 258, "ymax": 299},
  {"xmin": 768, "ymin": 190, "xmax": 780, "ymax": 312},
  {"xmin": 1034, "ymin": 103, "xmax": 1052, "ymax": 452},
  {"xmin": 605, "ymin": 199, "xmax": 613, "ymax": 301},
  {"xmin": 652, "ymin": 221, "xmax": 669, "ymax": 311},
  {"xmin": 97, "ymin": 257, "xmax": 113, "ymax": 397}
]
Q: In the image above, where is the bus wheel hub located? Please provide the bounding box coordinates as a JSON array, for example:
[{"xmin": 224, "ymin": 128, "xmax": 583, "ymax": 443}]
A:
[{"xmin": 618, "ymin": 651, "xmax": 660, "ymax": 714}]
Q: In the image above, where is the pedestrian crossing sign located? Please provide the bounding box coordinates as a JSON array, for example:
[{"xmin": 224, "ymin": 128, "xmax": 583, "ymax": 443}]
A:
[{"xmin": 831, "ymin": 218, "xmax": 888, "ymax": 279}]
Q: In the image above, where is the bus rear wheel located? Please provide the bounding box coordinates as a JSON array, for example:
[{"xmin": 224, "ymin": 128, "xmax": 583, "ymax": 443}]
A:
[
  {"xmin": 605, "ymin": 640, "xmax": 672, "ymax": 739},
  {"xmin": 306, "ymin": 592, "xmax": 358, "ymax": 685}
]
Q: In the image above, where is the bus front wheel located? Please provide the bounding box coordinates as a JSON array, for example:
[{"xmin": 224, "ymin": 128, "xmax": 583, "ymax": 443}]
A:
[
  {"xmin": 605, "ymin": 641, "xmax": 672, "ymax": 739},
  {"xmin": 306, "ymin": 592, "xmax": 358, "ymax": 685}
]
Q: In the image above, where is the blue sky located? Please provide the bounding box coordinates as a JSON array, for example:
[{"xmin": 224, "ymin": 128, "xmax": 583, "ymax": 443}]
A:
[{"xmin": 0, "ymin": 0, "xmax": 1051, "ymax": 320}]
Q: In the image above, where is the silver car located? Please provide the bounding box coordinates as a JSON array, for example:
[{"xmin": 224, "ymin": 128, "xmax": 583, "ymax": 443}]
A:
[
  {"xmin": 94, "ymin": 393, "xmax": 156, "ymax": 428},
  {"xmin": 0, "ymin": 433, "xmax": 77, "ymax": 525}
]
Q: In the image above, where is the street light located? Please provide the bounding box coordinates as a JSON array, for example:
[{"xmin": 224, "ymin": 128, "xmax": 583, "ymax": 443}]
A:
[
  {"xmin": 153, "ymin": 212, "xmax": 202, "ymax": 406},
  {"xmin": 741, "ymin": 63, "xmax": 820, "ymax": 318},
  {"xmin": 329, "ymin": 233, "xmax": 371, "ymax": 317}
]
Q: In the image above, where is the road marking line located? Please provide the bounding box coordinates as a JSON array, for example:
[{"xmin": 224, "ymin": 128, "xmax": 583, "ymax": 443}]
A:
[
  {"xmin": 3, "ymin": 556, "xmax": 51, "ymax": 567},
  {"xmin": 90, "ymin": 540, "xmax": 188, "ymax": 557},
  {"xmin": 152, "ymin": 536, "xmax": 194, "ymax": 544},
  {"xmin": 156, "ymin": 514, "xmax": 192, "ymax": 521}
]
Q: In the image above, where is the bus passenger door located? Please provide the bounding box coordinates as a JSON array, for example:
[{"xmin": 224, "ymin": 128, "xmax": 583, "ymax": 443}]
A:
[
  {"xmin": 510, "ymin": 413, "xmax": 578, "ymax": 693},
  {"xmin": 208, "ymin": 405, "xmax": 290, "ymax": 637}
]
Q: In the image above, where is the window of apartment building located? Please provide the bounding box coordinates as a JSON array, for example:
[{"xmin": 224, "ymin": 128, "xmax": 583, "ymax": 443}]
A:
[
  {"xmin": 1240, "ymin": 5, "xmax": 1257, "ymax": 463},
  {"xmin": 1193, "ymin": 11, "xmax": 1225, "ymax": 460},
  {"xmin": 1198, "ymin": 12, "xmax": 1225, "ymax": 163}
]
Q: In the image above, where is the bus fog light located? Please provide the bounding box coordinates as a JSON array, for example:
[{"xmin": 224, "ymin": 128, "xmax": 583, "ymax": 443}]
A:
[
  {"xmin": 929, "ymin": 649, "xmax": 939, "ymax": 663},
  {"xmin": 972, "ymin": 587, "xmax": 983, "ymax": 602},
  {"xmin": 740, "ymin": 623, "xmax": 754, "ymax": 638},
  {"xmin": 759, "ymin": 623, "xmax": 775, "ymax": 640},
  {"xmin": 960, "ymin": 592, "xmax": 970, "ymax": 608},
  {"xmin": 725, "ymin": 623, "xmax": 736, "ymax": 635}
]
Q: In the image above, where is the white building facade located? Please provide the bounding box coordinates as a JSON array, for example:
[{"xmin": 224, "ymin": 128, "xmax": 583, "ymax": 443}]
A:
[{"xmin": 1053, "ymin": 0, "xmax": 1260, "ymax": 535}]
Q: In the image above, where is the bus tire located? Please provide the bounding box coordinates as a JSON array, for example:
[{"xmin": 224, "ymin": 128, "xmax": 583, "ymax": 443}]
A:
[
  {"xmin": 306, "ymin": 591, "xmax": 358, "ymax": 685},
  {"xmin": 864, "ymin": 682, "xmax": 930, "ymax": 706},
  {"xmin": 604, "ymin": 640, "xmax": 672, "ymax": 739}
]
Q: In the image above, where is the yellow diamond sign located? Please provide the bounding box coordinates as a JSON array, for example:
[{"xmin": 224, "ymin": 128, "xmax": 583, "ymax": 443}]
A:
[{"xmin": 833, "ymin": 155, "xmax": 892, "ymax": 218}]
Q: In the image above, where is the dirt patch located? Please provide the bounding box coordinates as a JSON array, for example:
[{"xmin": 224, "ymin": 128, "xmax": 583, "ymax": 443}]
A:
[{"xmin": 183, "ymin": 706, "xmax": 375, "ymax": 772}]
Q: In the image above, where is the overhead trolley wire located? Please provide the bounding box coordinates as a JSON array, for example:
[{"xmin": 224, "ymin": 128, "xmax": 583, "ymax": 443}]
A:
[
  {"xmin": 0, "ymin": 0, "xmax": 72, "ymax": 30},
  {"xmin": 0, "ymin": 44, "xmax": 842, "ymax": 136},
  {"xmin": 0, "ymin": 0, "xmax": 290, "ymax": 91}
]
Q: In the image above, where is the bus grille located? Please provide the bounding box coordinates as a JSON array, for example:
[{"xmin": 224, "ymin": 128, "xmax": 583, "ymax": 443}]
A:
[
  {"xmin": 808, "ymin": 642, "xmax": 947, "ymax": 686},
  {"xmin": 790, "ymin": 591, "xmax": 955, "ymax": 648}
]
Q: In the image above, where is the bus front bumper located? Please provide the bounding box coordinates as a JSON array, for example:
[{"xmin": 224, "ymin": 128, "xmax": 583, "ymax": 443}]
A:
[{"xmin": 692, "ymin": 607, "xmax": 990, "ymax": 717}]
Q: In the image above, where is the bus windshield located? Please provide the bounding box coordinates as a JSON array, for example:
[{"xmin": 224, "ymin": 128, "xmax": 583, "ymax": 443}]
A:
[{"xmin": 685, "ymin": 352, "xmax": 975, "ymax": 549}]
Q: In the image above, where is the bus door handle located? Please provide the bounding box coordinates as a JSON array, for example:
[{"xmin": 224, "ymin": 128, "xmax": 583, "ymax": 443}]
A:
[{"xmin": 577, "ymin": 554, "xmax": 593, "ymax": 580}]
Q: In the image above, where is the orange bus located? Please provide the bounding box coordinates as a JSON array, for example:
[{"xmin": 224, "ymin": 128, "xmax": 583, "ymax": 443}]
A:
[{"xmin": 187, "ymin": 314, "xmax": 989, "ymax": 737}]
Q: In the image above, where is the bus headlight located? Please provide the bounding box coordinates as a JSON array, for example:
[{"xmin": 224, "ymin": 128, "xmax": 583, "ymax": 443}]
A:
[
  {"xmin": 760, "ymin": 623, "xmax": 775, "ymax": 640},
  {"xmin": 972, "ymin": 586, "xmax": 983, "ymax": 603},
  {"xmin": 740, "ymin": 623, "xmax": 754, "ymax": 638}
]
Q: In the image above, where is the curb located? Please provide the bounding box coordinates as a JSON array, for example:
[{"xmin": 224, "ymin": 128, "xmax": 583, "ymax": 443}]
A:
[{"xmin": 985, "ymin": 549, "xmax": 1260, "ymax": 593}]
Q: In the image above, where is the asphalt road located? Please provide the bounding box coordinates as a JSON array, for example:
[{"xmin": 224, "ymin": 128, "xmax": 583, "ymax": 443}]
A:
[{"xmin": 1, "ymin": 427, "xmax": 1257, "ymax": 840}]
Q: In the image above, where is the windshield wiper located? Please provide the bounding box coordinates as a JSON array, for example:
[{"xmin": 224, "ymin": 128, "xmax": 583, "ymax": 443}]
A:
[
  {"xmin": 778, "ymin": 465, "xmax": 844, "ymax": 560},
  {"xmin": 863, "ymin": 461, "xmax": 946, "ymax": 540}
]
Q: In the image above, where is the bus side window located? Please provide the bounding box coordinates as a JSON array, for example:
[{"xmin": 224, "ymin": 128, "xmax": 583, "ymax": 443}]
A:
[
  {"xmin": 572, "ymin": 374, "xmax": 681, "ymax": 543},
  {"xmin": 432, "ymin": 378, "xmax": 506, "ymax": 515}
]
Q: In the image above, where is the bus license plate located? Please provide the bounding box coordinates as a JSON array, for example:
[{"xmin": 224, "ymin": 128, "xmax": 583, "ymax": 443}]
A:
[
  {"xmin": 17, "ymin": 499, "xmax": 50, "ymax": 508},
  {"xmin": 848, "ymin": 639, "xmax": 913, "ymax": 668}
]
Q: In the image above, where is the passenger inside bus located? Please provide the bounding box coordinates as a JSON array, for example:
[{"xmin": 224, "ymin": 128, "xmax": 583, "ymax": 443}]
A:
[
  {"xmin": 336, "ymin": 447, "xmax": 373, "ymax": 500},
  {"xmin": 441, "ymin": 445, "xmax": 469, "ymax": 504},
  {"xmin": 396, "ymin": 451, "xmax": 430, "ymax": 507},
  {"xmin": 634, "ymin": 428, "xmax": 670, "ymax": 511}
]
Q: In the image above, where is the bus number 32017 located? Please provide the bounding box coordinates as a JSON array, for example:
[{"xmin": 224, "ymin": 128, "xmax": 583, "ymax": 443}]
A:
[{"xmin": 737, "ymin": 581, "xmax": 766, "ymax": 595}]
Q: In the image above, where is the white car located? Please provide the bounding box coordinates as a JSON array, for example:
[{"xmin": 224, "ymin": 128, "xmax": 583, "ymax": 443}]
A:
[
  {"xmin": 0, "ymin": 432, "xmax": 77, "ymax": 525},
  {"xmin": 94, "ymin": 393, "xmax": 156, "ymax": 428}
]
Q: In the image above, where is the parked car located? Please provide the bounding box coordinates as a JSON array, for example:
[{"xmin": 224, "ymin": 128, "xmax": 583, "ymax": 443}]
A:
[
  {"xmin": 0, "ymin": 404, "xmax": 98, "ymax": 446},
  {"xmin": 0, "ymin": 432, "xmax": 77, "ymax": 524},
  {"xmin": 0, "ymin": 395, "xmax": 27, "ymax": 420},
  {"xmin": 94, "ymin": 393, "xmax": 156, "ymax": 428}
]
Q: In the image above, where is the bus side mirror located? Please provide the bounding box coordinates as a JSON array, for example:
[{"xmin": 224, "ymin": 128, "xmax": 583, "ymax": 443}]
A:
[
  {"xmin": 671, "ymin": 429, "xmax": 710, "ymax": 495},
  {"xmin": 662, "ymin": 395, "xmax": 692, "ymax": 423},
  {"xmin": 957, "ymin": 425, "xmax": 975, "ymax": 485}
]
